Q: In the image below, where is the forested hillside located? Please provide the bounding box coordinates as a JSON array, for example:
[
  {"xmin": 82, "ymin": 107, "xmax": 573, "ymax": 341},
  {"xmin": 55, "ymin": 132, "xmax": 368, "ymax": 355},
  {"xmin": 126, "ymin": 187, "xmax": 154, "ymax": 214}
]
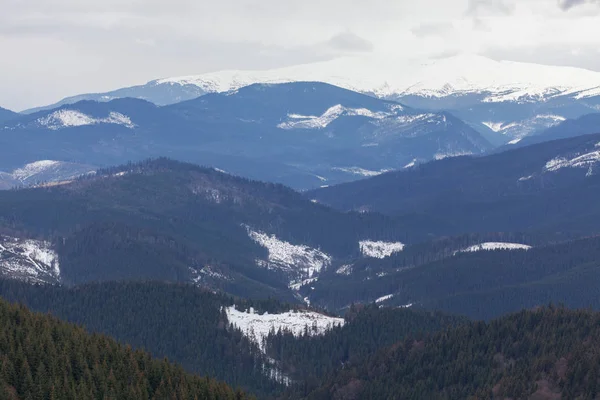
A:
[
  {"xmin": 306, "ymin": 235, "xmax": 600, "ymax": 317},
  {"xmin": 0, "ymin": 280, "xmax": 467, "ymax": 398},
  {"xmin": 0, "ymin": 297, "xmax": 250, "ymax": 400},
  {"xmin": 310, "ymin": 307, "xmax": 600, "ymax": 400},
  {"xmin": 0, "ymin": 158, "xmax": 423, "ymax": 300},
  {"xmin": 310, "ymin": 132, "xmax": 600, "ymax": 239},
  {"xmin": 0, "ymin": 280, "xmax": 282, "ymax": 397}
]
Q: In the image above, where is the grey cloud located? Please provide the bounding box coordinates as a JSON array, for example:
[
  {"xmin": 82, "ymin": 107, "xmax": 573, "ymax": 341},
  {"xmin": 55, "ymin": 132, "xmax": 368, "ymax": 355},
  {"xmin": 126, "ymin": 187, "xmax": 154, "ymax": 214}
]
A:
[
  {"xmin": 466, "ymin": 0, "xmax": 515, "ymax": 16},
  {"xmin": 411, "ymin": 22, "xmax": 454, "ymax": 38},
  {"xmin": 325, "ymin": 32, "xmax": 373, "ymax": 52},
  {"xmin": 558, "ymin": 0, "xmax": 600, "ymax": 10},
  {"xmin": 484, "ymin": 43, "xmax": 600, "ymax": 71}
]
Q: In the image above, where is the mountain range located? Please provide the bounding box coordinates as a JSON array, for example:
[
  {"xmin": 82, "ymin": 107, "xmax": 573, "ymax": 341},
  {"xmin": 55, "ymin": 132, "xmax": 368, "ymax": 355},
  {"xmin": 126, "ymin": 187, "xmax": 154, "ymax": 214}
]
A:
[
  {"xmin": 310, "ymin": 131, "xmax": 600, "ymax": 235},
  {"xmin": 4, "ymin": 131, "xmax": 600, "ymax": 314},
  {"xmin": 21, "ymin": 54, "xmax": 600, "ymax": 145},
  {"xmin": 0, "ymin": 82, "xmax": 492, "ymax": 190}
]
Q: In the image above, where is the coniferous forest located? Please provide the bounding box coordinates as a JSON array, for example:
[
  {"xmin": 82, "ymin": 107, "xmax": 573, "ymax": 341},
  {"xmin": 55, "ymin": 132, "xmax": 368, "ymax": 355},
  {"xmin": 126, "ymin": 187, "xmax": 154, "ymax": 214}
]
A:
[{"xmin": 0, "ymin": 297, "xmax": 251, "ymax": 400}]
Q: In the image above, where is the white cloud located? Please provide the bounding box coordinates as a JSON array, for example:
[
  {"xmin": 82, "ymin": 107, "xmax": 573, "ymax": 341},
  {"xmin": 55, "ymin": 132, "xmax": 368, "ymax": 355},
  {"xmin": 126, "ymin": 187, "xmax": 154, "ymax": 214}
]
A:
[{"xmin": 1, "ymin": 0, "xmax": 600, "ymax": 110}]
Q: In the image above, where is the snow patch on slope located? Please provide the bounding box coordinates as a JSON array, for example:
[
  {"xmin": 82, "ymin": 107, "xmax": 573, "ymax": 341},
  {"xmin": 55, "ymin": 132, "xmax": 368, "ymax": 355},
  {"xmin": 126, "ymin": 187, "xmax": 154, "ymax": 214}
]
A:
[
  {"xmin": 458, "ymin": 242, "xmax": 532, "ymax": 253},
  {"xmin": 37, "ymin": 110, "xmax": 136, "ymax": 130},
  {"xmin": 277, "ymin": 104, "xmax": 389, "ymax": 130},
  {"xmin": 11, "ymin": 160, "xmax": 61, "ymax": 181},
  {"xmin": 336, "ymin": 264, "xmax": 353, "ymax": 275},
  {"xmin": 359, "ymin": 240, "xmax": 405, "ymax": 259},
  {"xmin": 0, "ymin": 236, "xmax": 60, "ymax": 283},
  {"xmin": 225, "ymin": 306, "xmax": 344, "ymax": 352},
  {"xmin": 375, "ymin": 294, "xmax": 394, "ymax": 304},
  {"xmin": 545, "ymin": 151, "xmax": 600, "ymax": 173},
  {"xmin": 247, "ymin": 228, "xmax": 331, "ymax": 280},
  {"xmin": 332, "ymin": 167, "xmax": 391, "ymax": 177}
]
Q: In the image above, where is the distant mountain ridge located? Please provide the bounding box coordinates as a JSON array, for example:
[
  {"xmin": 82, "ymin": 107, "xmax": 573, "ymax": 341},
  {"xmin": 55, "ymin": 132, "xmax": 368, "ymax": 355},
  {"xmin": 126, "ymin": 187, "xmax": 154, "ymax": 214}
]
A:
[
  {"xmin": 310, "ymin": 132, "xmax": 600, "ymax": 236},
  {"xmin": 21, "ymin": 54, "xmax": 600, "ymax": 145},
  {"xmin": 1, "ymin": 82, "xmax": 491, "ymax": 190}
]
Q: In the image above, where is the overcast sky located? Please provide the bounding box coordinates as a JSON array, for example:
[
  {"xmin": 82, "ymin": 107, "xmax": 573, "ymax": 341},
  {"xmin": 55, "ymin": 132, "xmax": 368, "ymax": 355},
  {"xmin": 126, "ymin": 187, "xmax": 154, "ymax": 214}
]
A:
[{"xmin": 2, "ymin": 0, "xmax": 600, "ymax": 111}]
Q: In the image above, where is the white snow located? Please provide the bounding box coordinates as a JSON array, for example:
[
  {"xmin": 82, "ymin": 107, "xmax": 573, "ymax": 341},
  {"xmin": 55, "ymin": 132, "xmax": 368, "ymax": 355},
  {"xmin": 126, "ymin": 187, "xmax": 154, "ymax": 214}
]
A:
[
  {"xmin": 225, "ymin": 306, "xmax": 344, "ymax": 352},
  {"xmin": 518, "ymin": 174, "xmax": 534, "ymax": 182},
  {"xmin": 359, "ymin": 240, "xmax": 405, "ymax": 259},
  {"xmin": 37, "ymin": 110, "xmax": 136, "ymax": 130},
  {"xmin": 11, "ymin": 160, "xmax": 61, "ymax": 181},
  {"xmin": 457, "ymin": 242, "xmax": 532, "ymax": 253},
  {"xmin": 404, "ymin": 159, "xmax": 417, "ymax": 169},
  {"xmin": 335, "ymin": 264, "xmax": 353, "ymax": 275},
  {"xmin": 375, "ymin": 294, "xmax": 395, "ymax": 304},
  {"xmin": 332, "ymin": 167, "xmax": 391, "ymax": 177},
  {"xmin": 289, "ymin": 277, "xmax": 318, "ymax": 291},
  {"xmin": 434, "ymin": 151, "xmax": 473, "ymax": 160},
  {"xmin": 247, "ymin": 228, "xmax": 331, "ymax": 279},
  {"xmin": 544, "ymin": 151, "xmax": 600, "ymax": 173},
  {"xmin": 0, "ymin": 236, "xmax": 60, "ymax": 283},
  {"xmin": 482, "ymin": 115, "xmax": 565, "ymax": 141},
  {"xmin": 151, "ymin": 54, "xmax": 600, "ymax": 103},
  {"xmin": 277, "ymin": 104, "xmax": 389, "ymax": 130}
]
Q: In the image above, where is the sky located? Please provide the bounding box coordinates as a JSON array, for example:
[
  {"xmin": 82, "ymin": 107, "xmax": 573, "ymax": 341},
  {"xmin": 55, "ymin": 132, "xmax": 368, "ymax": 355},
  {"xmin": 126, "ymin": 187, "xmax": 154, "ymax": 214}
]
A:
[{"xmin": 1, "ymin": 0, "xmax": 600, "ymax": 111}]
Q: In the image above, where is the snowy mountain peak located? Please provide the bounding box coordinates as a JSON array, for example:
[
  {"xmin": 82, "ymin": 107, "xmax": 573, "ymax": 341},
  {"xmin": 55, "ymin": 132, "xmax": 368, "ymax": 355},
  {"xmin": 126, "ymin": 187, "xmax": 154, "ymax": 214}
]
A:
[{"xmin": 151, "ymin": 54, "xmax": 600, "ymax": 103}]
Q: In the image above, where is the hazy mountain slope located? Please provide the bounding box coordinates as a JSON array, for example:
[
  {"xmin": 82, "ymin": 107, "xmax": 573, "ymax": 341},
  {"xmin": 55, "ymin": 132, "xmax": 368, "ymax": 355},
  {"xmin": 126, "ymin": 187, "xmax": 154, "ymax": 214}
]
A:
[
  {"xmin": 0, "ymin": 106, "xmax": 18, "ymax": 123},
  {"xmin": 0, "ymin": 160, "xmax": 96, "ymax": 189},
  {"xmin": 2, "ymin": 82, "xmax": 491, "ymax": 189},
  {"xmin": 516, "ymin": 112, "xmax": 600, "ymax": 147},
  {"xmin": 310, "ymin": 132, "xmax": 600, "ymax": 236}
]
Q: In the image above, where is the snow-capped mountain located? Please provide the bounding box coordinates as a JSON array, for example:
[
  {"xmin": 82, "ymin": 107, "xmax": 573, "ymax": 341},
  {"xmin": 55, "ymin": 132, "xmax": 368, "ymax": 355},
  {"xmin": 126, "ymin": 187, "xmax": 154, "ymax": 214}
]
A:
[
  {"xmin": 24, "ymin": 54, "xmax": 600, "ymax": 144},
  {"xmin": 0, "ymin": 160, "xmax": 96, "ymax": 189},
  {"xmin": 3, "ymin": 82, "xmax": 491, "ymax": 190}
]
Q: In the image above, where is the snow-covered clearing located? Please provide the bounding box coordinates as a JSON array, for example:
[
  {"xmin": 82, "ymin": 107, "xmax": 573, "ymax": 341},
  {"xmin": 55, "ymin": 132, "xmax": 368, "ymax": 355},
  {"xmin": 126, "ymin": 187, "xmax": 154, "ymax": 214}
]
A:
[
  {"xmin": 225, "ymin": 306, "xmax": 344, "ymax": 352},
  {"xmin": 247, "ymin": 228, "xmax": 331, "ymax": 279},
  {"xmin": 359, "ymin": 240, "xmax": 405, "ymax": 259},
  {"xmin": 457, "ymin": 242, "xmax": 532, "ymax": 253},
  {"xmin": 0, "ymin": 236, "xmax": 60, "ymax": 283}
]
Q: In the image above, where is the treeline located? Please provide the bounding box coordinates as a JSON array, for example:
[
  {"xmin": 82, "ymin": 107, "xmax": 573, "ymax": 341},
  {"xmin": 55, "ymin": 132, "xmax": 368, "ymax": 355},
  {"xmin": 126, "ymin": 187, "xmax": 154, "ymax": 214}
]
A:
[
  {"xmin": 0, "ymin": 297, "xmax": 251, "ymax": 400},
  {"xmin": 309, "ymin": 306, "xmax": 600, "ymax": 399},
  {"xmin": 0, "ymin": 280, "xmax": 282, "ymax": 397}
]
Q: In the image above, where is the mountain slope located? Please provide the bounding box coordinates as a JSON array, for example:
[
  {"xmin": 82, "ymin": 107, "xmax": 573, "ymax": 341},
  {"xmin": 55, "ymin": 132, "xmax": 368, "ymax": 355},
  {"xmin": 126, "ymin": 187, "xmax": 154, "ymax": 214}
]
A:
[
  {"xmin": 306, "ymin": 234, "xmax": 600, "ymax": 317},
  {"xmin": 2, "ymin": 82, "xmax": 491, "ymax": 189},
  {"xmin": 0, "ymin": 158, "xmax": 429, "ymax": 301},
  {"xmin": 0, "ymin": 160, "xmax": 96, "ymax": 189},
  {"xmin": 309, "ymin": 307, "xmax": 600, "ymax": 400},
  {"xmin": 0, "ymin": 295, "xmax": 251, "ymax": 400},
  {"xmin": 516, "ymin": 113, "xmax": 600, "ymax": 147},
  {"xmin": 0, "ymin": 279, "xmax": 464, "ymax": 398},
  {"xmin": 0, "ymin": 106, "xmax": 18, "ymax": 123},
  {"xmin": 310, "ymin": 132, "xmax": 600, "ymax": 236}
]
